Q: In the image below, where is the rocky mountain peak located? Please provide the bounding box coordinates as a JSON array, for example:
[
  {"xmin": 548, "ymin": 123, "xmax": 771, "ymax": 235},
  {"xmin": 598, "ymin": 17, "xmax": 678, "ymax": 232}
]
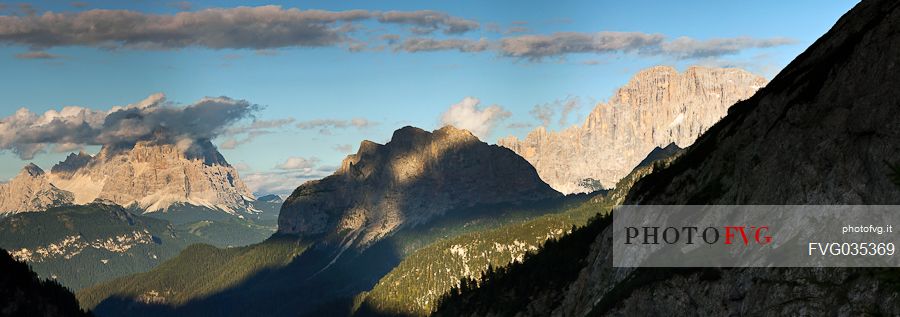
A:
[
  {"xmin": 389, "ymin": 125, "xmax": 478, "ymax": 152},
  {"xmin": 1, "ymin": 138, "xmax": 253, "ymax": 214},
  {"xmin": 20, "ymin": 163, "xmax": 45, "ymax": 177},
  {"xmin": 279, "ymin": 125, "xmax": 560, "ymax": 248},
  {"xmin": 51, "ymin": 152, "xmax": 93, "ymax": 175},
  {"xmin": 256, "ymin": 194, "xmax": 283, "ymax": 203},
  {"xmin": 0, "ymin": 165, "xmax": 73, "ymax": 215},
  {"xmin": 96, "ymin": 138, "xmax": 229, "ymax": 167},
  {"xmin": 338, "ymin": 125, "xmax": 480, "ymax": 178},
  {"xmin": 63, "ymin": 141, "xmax": 251, "ymax": 212},
  {"xmin": 499, "ymin": 65, "xmax": 767, "ymax": 194}
]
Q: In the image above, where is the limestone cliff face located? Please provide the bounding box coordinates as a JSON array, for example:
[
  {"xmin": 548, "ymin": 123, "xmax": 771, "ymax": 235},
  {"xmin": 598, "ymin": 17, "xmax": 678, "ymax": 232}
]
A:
[
  {"xmin": 0, "ymin": 164, "xmax": 74, "ymax": 215},
  {"xmin": 278, "ymin": 126, "xmax": 561, "ymax": 248},
  {"xmin": 0, "ymin": 140, "xmax": 254, "ymax": 215},
  {"xmin": 499, "ymin": 66, "xmax": 766, "ymax": 194}
]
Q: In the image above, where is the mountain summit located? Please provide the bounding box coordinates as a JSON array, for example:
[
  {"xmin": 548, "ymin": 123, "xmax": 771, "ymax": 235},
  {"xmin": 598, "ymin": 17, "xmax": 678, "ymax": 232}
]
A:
[
  {"xmin": 0, "ymin": 165, "xmax": 74, "ymax": 214},
  {"xmin": 278, "ymin": 125, "xmax": 561, "ymax": 248},
  {"xmin": 0, "ymin": 139, "xmax": 254, "ymax": 215},
  {"xmin": 499, "ymin": 66, "xmax": 766, "ymax": 194}
]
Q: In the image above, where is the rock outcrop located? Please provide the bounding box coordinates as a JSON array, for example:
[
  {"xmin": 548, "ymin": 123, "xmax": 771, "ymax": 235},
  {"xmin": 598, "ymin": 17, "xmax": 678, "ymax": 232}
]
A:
[
  {"xmin": 278, "ymin": 125, "xmax": 561, "ymax": 248},
  {"xmin": 0, "ymin": 139, "xmax": 255, "ymax": 215},
  {"xmin": 499, "ymin": 66, "xmax": 766, "ymax": 194},
  {"xmin": 0, "ymin": 164, "xmax": 74, "ymax": 215}
]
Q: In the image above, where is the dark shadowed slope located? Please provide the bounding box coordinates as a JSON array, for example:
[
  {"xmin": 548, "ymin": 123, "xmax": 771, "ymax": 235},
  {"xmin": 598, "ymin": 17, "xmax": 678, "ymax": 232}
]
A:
[
  {"xmin": 623, "ymin": 0, "xmax": 900, "ymax": 206},
  {"xmin": 0, "ymin": 249, "xmax": 92, "ymax": 317},
  {"xmin": 435, "ymin": 1, "xmax": 900, "ymax": 316}
]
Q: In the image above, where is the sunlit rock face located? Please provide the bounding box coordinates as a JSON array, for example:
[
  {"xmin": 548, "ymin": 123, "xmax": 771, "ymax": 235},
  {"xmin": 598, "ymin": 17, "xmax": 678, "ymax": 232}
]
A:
[
  {"xmin": 499, "ymin": 65, "xmax": 767, "ymax": 194},
  {"xmin": 278, "ymin": 125, "xmax": 560, "ymax": 248},
  {"xmin": 0, "ymin": 139, "xmax": 255, "ymax": 215},
  {"xmin": 0, "ymin": 164, "xmax": 74, "ymax": 214}
]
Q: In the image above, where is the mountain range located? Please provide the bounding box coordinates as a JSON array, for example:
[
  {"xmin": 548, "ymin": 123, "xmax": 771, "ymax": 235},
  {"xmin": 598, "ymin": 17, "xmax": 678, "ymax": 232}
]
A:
[
  {"xmin": 63, "ymin": 63, "xmax": 770, "ymax": 316},
  {"xmin": 77, "ymin": 125, "xmax": 566, "ymax": 316},
  {"xmin": 4, "ymin": 5, "xmax": 879, "ymax": 313}
]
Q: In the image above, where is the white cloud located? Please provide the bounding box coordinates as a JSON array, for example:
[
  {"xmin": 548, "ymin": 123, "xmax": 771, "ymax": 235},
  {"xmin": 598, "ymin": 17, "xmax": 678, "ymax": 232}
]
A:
[
  {"xmin": 0, "ymin": 93, "xmax": 258, "ymax": 159},
  {"xmin": 15, "ymin": 51, "xmax": 64, "ymax": 59},
  {"xmin": 295, "ymin": 117, "xmax": 377, "ymax": 134},
  {"xmin": 333, "ymin": 144, "xmax": 353, "ymax": 153},
  {"xmin": 377, "ymin": 10, "xmax": 479, "ymax": 34},
  {"xmin": 52, "ymin": 142, "xmax": 83, "ymax": 153},
  {"xmin": 242, "ymin": 159, "xmax": 335, "ymax": 196},
  {"xmin": 242, "ymin": 169, "xmax": 331, "ymax": 196},
  {"xmin": 232, "ymin": 162, "xmax": 252, "ymax": 172},
  {"xmin": 660, "ymin": 36, "xmax": 796, "ymax": 59},
  {"xmin": 396, "ymin": 38, "xmax": 489, "ymax": 53},
  {"xmin": 0, "ymin": 6, "xmax": 479, "ymax": 51},
  {"xmin": 219, "ymin": 118, "xmax": 295, "ymax": 150},
  {"xmin": 499, "ymin": 32, "xmax": 664, "ymax": 60},
  {"xmin": 219, "ymin": 138, "xmax": 240, "ymax": 150},
  {"xmin": 439, "ymin": 97, "xmax": 511, "ymax": 139},
  {"xmin": 528, "ymin": 96, "xmax": 582, "ymax": 128},
  {"xmin": 276, "ymin": 156, "xmax": 321, "ymax": 170}
]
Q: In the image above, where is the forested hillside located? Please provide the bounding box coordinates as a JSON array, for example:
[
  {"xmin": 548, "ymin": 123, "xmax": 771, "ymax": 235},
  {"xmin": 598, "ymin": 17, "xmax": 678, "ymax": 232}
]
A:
[
  {"xmin": 77, "ymin": 236, "xmax": 307, "ymax": 309},
  {"xmin": 0, "ymin": 204, "xmax": 203, "ymax": 290},
  {"xmin": 0, "ymin": 248, "xmax": 92, "ymax": 316},
  {"xmin": 357, "ymin": 151, "xmax": 679, "ymax": 316}
]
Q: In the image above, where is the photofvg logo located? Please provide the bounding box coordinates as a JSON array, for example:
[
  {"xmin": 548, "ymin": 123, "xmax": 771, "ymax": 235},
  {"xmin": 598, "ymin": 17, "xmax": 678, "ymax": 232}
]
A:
[
  {"xmin": 624, "ymin": 225, "xmax": 772, "ymax": 246},
  {"xmin": 612, "ymin": 205, "xmax": 900, "ymax": 267}
]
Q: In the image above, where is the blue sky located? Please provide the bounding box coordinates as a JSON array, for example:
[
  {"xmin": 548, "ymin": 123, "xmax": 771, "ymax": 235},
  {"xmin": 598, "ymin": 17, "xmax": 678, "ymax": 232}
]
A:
[{"xmin": 0, "ymin": 0, "xmax": 858, "ymax": 194}]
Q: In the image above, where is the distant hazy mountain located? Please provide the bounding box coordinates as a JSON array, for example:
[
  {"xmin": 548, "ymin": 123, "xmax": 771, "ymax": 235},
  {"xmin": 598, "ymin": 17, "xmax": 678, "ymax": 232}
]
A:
[
  {"xmin": 436, "ymin": 1, "xmax": 900, "ymax": 315},
  {"xmin": 0, "ymin": 203, "xmax": 202, "ymax": 290},
  {"xmin": 256, "ymin": 194, "xmax": 284, "ymax": 203},
  {"xmin": 0, "ymin": 137, "xmax": 282, "ymax": 246},
  {"xmin": 0, "ymin": 137, "xmax": 284, "ymax": 292},
  {"xmin": 0, "ymin": 248, "xmax": 92, "ymax": 317},
  {"xmin": 49, "ymin": 139, "xmax": 253, "ymax": 214},
  {"xmin": 279, "ymin": 125, "xmax": 561, "ymax": 249},
  {"xmin": 499, "ymin": 66, "xmax": 766, "ymax": 194},
  {"xmin": 634, "ymin": 143, "xmax": 682, "ymax": 170},
  {"xmin": 1, "ymin": 137, "xmax": 255, "ymax": 215}
]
